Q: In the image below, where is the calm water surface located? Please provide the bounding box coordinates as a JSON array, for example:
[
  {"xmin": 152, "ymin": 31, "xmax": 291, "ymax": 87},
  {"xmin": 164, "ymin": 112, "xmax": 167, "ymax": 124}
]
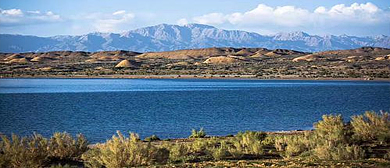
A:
[{"xmin": 0, "ymin": 78, "xmax": 389, "ymax": 142}]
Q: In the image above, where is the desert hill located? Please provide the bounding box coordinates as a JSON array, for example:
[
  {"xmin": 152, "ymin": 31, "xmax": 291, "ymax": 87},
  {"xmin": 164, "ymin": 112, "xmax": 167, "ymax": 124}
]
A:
[{"xmin": 0, "ymin": 47, "xmax": 389, "ymax": 79}]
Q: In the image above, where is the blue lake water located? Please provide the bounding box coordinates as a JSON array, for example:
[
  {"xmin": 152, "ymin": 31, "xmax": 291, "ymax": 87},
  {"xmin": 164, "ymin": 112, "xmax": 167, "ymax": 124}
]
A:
[{"xmin": 0, "ymin": 78, "xmax": 389, "ymax": 143}]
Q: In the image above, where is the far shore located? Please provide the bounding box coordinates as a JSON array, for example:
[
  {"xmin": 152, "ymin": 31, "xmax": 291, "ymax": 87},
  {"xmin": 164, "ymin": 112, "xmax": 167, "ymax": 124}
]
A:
[{"xmin": 1, "ymin": 74, "xmax": 390, "ymax": 81}]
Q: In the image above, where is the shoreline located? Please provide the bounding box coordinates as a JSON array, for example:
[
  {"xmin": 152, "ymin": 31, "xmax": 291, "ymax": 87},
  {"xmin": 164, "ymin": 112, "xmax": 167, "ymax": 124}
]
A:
[{"xmin": 1, "ymin": 74, "xmax": 390, "ymax": 81}]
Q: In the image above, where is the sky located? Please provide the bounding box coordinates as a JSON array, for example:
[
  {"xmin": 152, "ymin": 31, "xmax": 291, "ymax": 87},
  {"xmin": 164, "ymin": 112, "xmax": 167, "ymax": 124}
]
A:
[{"xmin": 0, "ymin": 0, "xmax": 389, "ymax": 37}]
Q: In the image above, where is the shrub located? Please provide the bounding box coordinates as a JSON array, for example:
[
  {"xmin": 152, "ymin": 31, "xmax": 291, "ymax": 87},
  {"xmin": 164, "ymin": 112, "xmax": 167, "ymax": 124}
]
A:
[
  {"xmin": 310, "ymin": 114, "xmax": 366, "ymax": 160},
  {"xmin": 273, "ymin": 114, "xmax": 369, "ymax": 160},
  {"xmin": 313, "ymin": 114, "xmax": 348, "ymax": 146},
  {"xmin": 211, "ymin": 141, "xmax": 229, "ymax": 160},
  {"xmin": 144, "ymin": 135, "xmax": 160, "ymax": 142},
  {"xmin": 235, "ymin": 131, "xmax": 267, "ymax": 142},
  {"xmin": 48, "ymin": 132, "xmax": 89, "ymax": 160},
  {"xmin": 351, "ymin": 111, "xmax": 390, "ymax": 143},
  {"xmin": 166, "ymin": 143, "xmax": 191, "ymax": 163},
  {"xmin": 0, "ymin": 133, "xmax": 49, "ymax": 168},
  {"xmin": 228, "ymin": 131, "xmax": 265, "ymax": 157},
  {"xmin": 261, "ymin": 136, "xmax": 276, "ymax": 146},
  {"xmin": 189, "ymin": 128, "xmax": 206, "ymax": 138},
  {"xmin": 284, "ymin": 135, "xmax": 310, "ymax": 158},
  {"xmin": 80, "ymin": 148, "xmax": 102, "ymax": 168},
  {"xmin": 314, "ymin": 144, "xmax": 365, "ymax": 160},
  {"xmin": 190, "ymin": 137, "xmax": 220, "ymax": 153},
  {"xmin": 81, "ymin": 131, "xmax": 168, "ymax": 168},
  {"xmin": 274, "ymin": 136, "xmax": 287, "ymax": 152}
]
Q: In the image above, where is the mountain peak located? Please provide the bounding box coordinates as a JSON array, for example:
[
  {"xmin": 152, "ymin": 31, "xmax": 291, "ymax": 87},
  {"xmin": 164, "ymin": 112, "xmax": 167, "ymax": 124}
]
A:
[
  {"xmin": 183, "ymin": 23, "xmax": 216, "ymax": 29},
  {"xmin": 0, "ymin": 24, "xmax": 389, "ymax": 53},
  {"xmin": 273, "ymin": 31, "xmax": 311, "ymax": 41}
]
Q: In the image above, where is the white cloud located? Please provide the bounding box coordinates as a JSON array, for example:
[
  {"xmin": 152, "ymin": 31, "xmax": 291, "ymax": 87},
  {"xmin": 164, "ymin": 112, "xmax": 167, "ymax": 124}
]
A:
[
  {"xmin": 186, "ymin": 3, "xmax": 390, "ymax": 34},
  {"xmin": 1, "ymin": 9, "xmax": 23, "ymax": 16},
  {"xmin": 112, "ymin": 10, "xmax": 126, "ymax": 16},
  {"xmin": 176, "ymin": 18, "xmax": 188, "ymax": 26},
  {"xmin": 314, "ymin": 2, "xmax": 382, "ymax": 23},
  {"xmin": 193, "ymin": 13, "xmax": 227, "ymax": 25},
  {"xmin": 0, "ymin": 8, "xmax": 61, "ymax": 26},
  {"xmin": 90, "ymin": 10, "xmax": 135, "ymax": 32}
]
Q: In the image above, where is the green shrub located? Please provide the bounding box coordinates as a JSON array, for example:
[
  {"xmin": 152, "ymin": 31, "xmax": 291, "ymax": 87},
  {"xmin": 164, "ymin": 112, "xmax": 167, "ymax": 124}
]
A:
[
  {"xmin": 166, "ymin": 143, "xmax": 191, "ymax": 163},
  {"xmin": 284, "ymin": 135, "xmax": 310, "ymax": 158},
  {"xmin": 0, "ymin": 133, "xmax": 49, "ymax": 168},
  {"xmin": 80, "ymin": 148, "xmax": 102, "ymax": 168},
  {"xmin": 48, "ymin": 132, "xmax": 88, "ymax": 160},
  {"xmin": 261, "ymin": 136, "xmax": 276, "ymax": 146},
  {"xmin": 235, "ymin": 131, "xmax": 267, "ymax": 142},
  {"xmin": 273, "ymin": 114, "xmax": 369, "ymax": 161},
  {"xmin": 313, "ymin": 114, "xmax": 348, "ymax": 146},
  {"xmin": 144, "ymin": 135, "xmax": 160, "ymax": 142},
  {"xmin": 190, "ymin": 138, "xmax": 219, "ymax": 153},
  {"xmin": 274, "ymin": 136, "xmax": 287, "ymax": 152},
  {"xmin": 227, "ymin": 131, "xmax": 265, "ymax": 157},
  {"xmin": 351, "ymin": 111, "xmax": 390, "ymax": 143},
  {"xmin": 314, "ymin": 144, "xmax": 365, "ymax": 160},
  {"xmin": 211, "ymin": 141, "xmax": 229, "ymax": 160},
  {"xmin": 310, "ymin": 114, "xmax": 366, "ymax": 160},
  {"xmin": 81, "ymin": 131, "xmax": 168, "ymax": 168},
  {"xmin": 274, "ymin": 133, "xmax": 314, "ymax": 159},
  {"xmin": 189, "ymin": 128, "xmax": 206, "ymax": 138}
]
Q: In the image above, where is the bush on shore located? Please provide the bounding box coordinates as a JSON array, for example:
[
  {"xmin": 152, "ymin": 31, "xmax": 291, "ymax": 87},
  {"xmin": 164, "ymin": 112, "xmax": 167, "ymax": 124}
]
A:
[
  {"xmin": 189, "ymin": 128, "xmax": 206, "ymax": 138},
  {"xmin": 48, "ymin": 132, "xmax": 88, "ymax": 160},
  {"xmin": 0, "ymin": 132, "xmax": 88, "ymax": 168},
  {"xmin": 81, "ymin": 131, "xmax": 169, "ymax": 168},
  {"xmin": 0, "ymin": 133, "xmax": 48, "ymax": 168},
  {"xmin": 276, "ymin": 112, "xmax": 389, "ymax": 161},
  {"xmin": 351, "ymin": 111, "xmax": 390, "ymax": 143}
]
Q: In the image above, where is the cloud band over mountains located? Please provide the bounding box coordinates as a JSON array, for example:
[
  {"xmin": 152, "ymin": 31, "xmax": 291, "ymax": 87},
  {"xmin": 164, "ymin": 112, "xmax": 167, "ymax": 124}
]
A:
[
  {"xmin": 181, "ymin": 2, "xmax": 390, "ymax": 35},
  {"xmin": 0, "ymin": 2, "xmax": 389, "ymax": 36},
  {"xmin": 0, "ymin": 8, "xmax": 61, "ymax": 26}
]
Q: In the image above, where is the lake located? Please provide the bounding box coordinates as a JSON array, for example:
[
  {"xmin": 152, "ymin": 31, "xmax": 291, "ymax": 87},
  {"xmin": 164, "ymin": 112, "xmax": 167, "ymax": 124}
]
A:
[{"xmin": 0, "ymin": 78, "xmax": 389, "ymax": 143}]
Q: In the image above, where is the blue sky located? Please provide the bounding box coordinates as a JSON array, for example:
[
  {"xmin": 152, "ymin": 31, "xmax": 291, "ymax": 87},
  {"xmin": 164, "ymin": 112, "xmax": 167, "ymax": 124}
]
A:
[{"xmin": 0, "ymin": 0, "xmax": 389, "ymax": 36}]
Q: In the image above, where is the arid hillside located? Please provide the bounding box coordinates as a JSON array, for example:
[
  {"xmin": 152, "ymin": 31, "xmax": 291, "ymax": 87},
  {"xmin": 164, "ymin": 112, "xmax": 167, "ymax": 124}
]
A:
[{"xmin": 1, "ymin": 47, "xmax": 389, "ymax": 79}]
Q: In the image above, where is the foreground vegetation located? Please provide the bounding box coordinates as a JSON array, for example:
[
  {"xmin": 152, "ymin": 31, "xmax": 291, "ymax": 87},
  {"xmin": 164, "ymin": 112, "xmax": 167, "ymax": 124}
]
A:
[{"xmin": 1, "ymin": 111, "xmax": 390, "ymax": 167}]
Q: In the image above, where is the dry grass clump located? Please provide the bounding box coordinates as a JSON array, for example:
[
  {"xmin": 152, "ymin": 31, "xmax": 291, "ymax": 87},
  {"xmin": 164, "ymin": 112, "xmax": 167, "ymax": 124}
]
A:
[{"xmin": 81, "ymin": 131, "xmax": 168, "ymax": 168}]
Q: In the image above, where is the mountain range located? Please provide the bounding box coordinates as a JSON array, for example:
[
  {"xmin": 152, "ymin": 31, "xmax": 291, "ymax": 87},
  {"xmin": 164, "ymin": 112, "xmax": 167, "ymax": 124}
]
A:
[{"xmin": 1, "ymin": 23, "xmax": 389, "ymax": 53}]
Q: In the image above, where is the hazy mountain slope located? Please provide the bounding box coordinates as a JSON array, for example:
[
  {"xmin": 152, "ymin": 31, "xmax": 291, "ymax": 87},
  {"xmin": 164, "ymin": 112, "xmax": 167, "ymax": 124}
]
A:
[{"xmin": 0, "ymin": 24, "xmax": 389, "ymax": 53}]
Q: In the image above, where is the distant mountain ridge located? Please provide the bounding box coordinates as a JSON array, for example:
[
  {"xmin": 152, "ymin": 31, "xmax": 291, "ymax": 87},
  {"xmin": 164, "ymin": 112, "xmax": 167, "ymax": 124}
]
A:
[{"xmin": 0, "ymin": 23, "xmax": 389, "ymax": 53}]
